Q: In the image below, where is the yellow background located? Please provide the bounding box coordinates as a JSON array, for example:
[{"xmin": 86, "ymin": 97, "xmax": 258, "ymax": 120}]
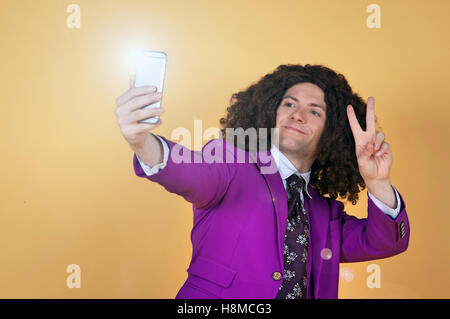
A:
[{"xmin": 1, "ymin": 0, "xmax": 449, "ymax": 298}]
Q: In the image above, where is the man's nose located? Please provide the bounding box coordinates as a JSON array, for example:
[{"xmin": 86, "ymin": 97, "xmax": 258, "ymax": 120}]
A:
[{"xmin": 290, "ymin": 108, "xmax": 305, "ymax": 122}]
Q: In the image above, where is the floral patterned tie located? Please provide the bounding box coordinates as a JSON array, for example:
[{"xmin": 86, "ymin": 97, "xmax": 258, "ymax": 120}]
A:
[{"xmin": 275, "ymin": 174, "xmax": 309, "ymax": 299}]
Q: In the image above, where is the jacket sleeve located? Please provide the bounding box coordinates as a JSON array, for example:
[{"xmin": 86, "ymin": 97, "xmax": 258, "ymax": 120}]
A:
[
  {"xmin": 338, "ymin": 188, "xmax": 410, "ymax": 263},
  {"xmin": 133, "ymin": 134, "xmax": 239, "ymax": 210}
]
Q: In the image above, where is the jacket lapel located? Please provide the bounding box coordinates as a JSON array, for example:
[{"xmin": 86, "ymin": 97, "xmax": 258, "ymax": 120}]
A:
[
  {"xmin": 251, "ymin": 148, "xmax": 331, "ymax": 292},
  {"xmin": 250, "ymin": 149, "xmax": 288, "ymax": 272},
  {"xmin": 304, "ymin": 183, "xmax": 330, "ymax": 296}
]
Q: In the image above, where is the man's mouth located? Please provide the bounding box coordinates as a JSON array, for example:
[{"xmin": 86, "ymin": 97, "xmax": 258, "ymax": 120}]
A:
[{"xmin": 284, "ymin": 126, "xmax": 306, "ymax": 135}]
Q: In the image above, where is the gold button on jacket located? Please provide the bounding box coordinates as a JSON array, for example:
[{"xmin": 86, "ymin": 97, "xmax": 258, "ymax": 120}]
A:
[{"xmin": 272, "ymin": 271, "xmax": 282, "ymax": 281}]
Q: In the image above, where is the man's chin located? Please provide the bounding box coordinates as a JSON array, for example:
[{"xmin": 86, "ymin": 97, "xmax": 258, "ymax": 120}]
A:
[{"xmin": 279, "ymin": 140, "xmax": 306, "ymax": 153}]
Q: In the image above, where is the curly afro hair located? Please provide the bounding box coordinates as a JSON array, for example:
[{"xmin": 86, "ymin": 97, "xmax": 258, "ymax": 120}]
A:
[{"xmin": 219, "ymin": 64, "xmax": 382, "ymax": 205}]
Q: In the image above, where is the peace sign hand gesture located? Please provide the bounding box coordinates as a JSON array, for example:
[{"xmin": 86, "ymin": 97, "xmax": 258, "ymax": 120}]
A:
[{"xmin": 346, "ymin": 97, "xmax": 392, "ymax": 184}]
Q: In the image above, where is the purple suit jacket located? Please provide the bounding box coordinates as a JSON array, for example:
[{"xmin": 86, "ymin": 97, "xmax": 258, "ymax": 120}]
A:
[{"xmin": 133, "ymin": 135, "xmax": 410, "ymax": 299}]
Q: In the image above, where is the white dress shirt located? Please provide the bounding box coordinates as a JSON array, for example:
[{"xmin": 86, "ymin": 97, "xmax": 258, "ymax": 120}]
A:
[{"xmin": 136, "ymin": 135, "xmax": 401, "ymax": 219}]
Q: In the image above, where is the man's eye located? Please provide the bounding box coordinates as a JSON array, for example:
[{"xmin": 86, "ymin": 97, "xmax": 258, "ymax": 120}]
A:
[
  {"xmin": 311, "ymin": 110, "xmax": 320, "ymax": 117},
  {"xmin": 284, "ymin": 103, "xmax": 294, "ymax": 107}
]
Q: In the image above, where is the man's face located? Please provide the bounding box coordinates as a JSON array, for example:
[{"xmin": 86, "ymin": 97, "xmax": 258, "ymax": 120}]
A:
[{"xmin": 275, "ymin": 82, "xmax": 327, "ymax": 159}]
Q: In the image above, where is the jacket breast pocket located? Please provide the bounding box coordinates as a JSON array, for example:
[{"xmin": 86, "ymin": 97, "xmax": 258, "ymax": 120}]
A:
[{"xmin": 186, "ymin": 255, "xmax": 237, "ymax": 298}]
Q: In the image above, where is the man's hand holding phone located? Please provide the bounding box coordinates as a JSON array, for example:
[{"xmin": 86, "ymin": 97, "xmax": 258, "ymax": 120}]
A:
[{"xmin": 114, "ymin": 74, "xmax": 165, "ymax": 166}]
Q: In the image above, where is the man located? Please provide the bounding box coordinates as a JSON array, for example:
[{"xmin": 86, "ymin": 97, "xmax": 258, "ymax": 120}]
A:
[{"xmin": 114, "ymin": 64, "xmax": 410, "ymax": 299}]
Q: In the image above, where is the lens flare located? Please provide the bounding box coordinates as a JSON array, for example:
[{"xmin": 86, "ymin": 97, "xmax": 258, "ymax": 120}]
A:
[
  {"xmin": 124, "ymin": 47, "xmax": 146, "ymax": 71},
  {"xmin": 340, "ymin": 267, "xmax": 354, "ymax": 282},
  {"xmin": 320, "ymin": 248, "xmax": 332, "ymax": 260}
]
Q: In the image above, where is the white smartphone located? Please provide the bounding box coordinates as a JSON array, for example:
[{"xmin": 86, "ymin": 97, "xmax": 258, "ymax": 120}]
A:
[{"xmin": 134, "ymin": 50, "xmax": 167, "ymax": 124}]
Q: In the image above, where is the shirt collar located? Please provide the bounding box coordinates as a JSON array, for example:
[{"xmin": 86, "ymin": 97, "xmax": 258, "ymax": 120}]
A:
[{"xmin": 270, "ymin": 143, "xmax": 313, "ymax": 199}]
